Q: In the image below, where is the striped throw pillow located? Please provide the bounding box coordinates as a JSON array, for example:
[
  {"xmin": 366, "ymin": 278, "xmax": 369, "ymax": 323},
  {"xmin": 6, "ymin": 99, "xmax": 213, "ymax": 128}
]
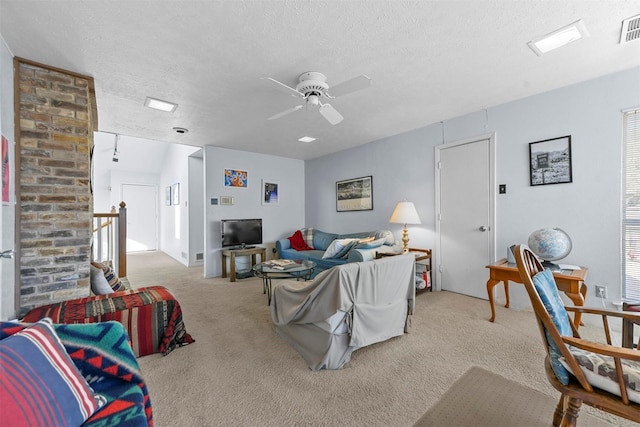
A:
[
  {"xmin": 0, "ymin": 318, "xmax": 103, "ymax": 426},
  {"xmin": 90, "ymin": 261, "xmax": 123, "ymax": 292}
]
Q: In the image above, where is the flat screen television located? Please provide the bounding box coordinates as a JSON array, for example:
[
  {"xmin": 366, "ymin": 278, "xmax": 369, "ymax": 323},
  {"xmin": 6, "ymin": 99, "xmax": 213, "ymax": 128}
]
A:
[{"xmin": 221, "ymin": 218, "xmax": 263, "ymax": 249}]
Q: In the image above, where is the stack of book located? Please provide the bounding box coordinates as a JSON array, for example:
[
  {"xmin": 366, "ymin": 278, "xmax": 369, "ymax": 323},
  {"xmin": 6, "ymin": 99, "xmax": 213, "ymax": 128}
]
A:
[{"xmin": 266, "ymin": 259, "xmax": 298, "ymax": 270}]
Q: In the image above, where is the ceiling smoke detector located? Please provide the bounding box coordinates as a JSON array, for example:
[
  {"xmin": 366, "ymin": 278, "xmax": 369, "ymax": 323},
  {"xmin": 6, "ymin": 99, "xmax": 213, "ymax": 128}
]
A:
[
  {"xmin": 173, "ymin": 127, "xmax": 189, "ymax": 134},
  {"xmin": 620, "ymin": 14, "xmax": 640, "ymax": 44}
]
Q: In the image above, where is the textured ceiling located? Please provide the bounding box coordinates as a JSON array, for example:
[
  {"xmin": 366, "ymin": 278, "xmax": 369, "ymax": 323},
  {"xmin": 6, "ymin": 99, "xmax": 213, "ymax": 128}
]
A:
[{"xmin": 1, "ymin": 1, "xmax": 639, "ymax": 160}]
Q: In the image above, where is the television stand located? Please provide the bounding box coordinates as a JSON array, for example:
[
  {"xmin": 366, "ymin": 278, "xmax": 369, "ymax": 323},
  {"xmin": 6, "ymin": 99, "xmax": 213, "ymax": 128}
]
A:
[{"xmin": 221, "ymin": 246, "xmax": 266, "ymax": 282}]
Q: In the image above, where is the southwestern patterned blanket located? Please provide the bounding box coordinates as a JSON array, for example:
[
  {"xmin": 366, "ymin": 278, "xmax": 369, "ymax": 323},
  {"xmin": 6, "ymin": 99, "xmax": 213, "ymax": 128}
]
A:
[
  {"xmin": 1, "ymin": 320, "xmax": 153, "ymax": 427},
  {"xmin": 22, "ymin": 285, "xmax": 194, "ymax": 357}
]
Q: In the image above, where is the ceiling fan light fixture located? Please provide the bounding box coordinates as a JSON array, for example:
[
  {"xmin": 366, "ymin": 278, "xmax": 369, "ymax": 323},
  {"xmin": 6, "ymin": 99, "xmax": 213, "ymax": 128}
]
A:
[
  {"xmin": 298, "ymin": 136, "xmax": 316, "ymax": 143},
  {"xmin": 527, "ymin": 19, "xmax": 589, "ymax": 56},
  {"xmin": 144, "ymin": 96, "xmax": 178, "ymax": 112},
  {"xmin": 307, "ymin": 94, "xmax": 320, "ymax": 106}
]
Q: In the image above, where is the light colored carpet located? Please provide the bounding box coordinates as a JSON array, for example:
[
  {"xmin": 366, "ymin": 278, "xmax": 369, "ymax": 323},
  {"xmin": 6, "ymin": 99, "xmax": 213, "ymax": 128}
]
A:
[
  {"xmin": 413, "ymin": 366, "xmax": 613, "ymax": 427},
  {"xmin": 128, "ymin": 251, "xmax": 631, "ymax": 427}
]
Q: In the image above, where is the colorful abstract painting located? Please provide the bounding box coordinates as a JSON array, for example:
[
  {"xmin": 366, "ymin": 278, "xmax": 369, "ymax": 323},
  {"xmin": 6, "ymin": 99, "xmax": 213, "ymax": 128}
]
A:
[{"xmin": 224, "ymin": 168, "xmax": 248, "ymax": 188}]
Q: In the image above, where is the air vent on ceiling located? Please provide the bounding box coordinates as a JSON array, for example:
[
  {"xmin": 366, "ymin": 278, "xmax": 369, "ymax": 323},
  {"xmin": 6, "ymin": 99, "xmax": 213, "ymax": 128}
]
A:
[{"xmin": 620, "ymin": 14, "xmax": 640, "ymax": 43}]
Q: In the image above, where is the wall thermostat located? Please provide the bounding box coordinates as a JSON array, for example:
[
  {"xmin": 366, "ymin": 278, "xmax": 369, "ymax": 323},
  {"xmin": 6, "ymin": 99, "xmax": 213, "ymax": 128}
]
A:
[{"xmin": 220, "ymin": 196, "xmax": 234, "ymax": 205}]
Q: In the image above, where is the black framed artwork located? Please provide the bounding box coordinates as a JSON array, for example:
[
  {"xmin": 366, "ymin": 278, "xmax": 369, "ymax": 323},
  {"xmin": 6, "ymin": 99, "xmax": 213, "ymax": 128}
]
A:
[
  {"xmin": 529, "ymin": 135, "xmax": 572, "ymax": 186},
  {"xmin": 336, "ymin": 176, "xmax": 373, "ymax": 212}
]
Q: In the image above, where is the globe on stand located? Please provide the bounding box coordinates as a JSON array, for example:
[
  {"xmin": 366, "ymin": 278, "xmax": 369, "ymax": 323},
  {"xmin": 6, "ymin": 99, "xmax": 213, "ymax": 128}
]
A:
[{"xmin": 527, "ymin": 228, "xmax": 572, "ymax": 270}]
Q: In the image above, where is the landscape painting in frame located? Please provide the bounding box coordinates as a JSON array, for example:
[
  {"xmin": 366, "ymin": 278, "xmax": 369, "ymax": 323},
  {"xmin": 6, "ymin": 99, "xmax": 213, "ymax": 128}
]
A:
[
  {"xmin": 529, "ymin": 136, "xmax": 572, "ymax": 186},
  {"xmin": 336, "ymin": 176, "xmax": 373, "ymax": 212},
  {"xmin": 262, "ymin": 179, "xmax": 279, "ymax": 206},
  {"xmin": 224, "ymin": 168, "xmax": 248, "ymax": 188}
]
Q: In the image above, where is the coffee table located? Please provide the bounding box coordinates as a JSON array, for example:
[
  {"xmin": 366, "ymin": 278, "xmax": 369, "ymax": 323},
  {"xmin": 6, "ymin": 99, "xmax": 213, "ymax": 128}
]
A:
[{"xmin": 253, "ymin": 260, "xmax": 316, "ymax": 305}]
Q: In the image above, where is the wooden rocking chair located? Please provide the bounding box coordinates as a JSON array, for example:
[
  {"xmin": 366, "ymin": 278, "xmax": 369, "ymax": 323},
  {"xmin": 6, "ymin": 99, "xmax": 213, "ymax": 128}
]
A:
[{"xmin": 514, "ymin": 244, "xmax": 640, "ymax": 426}]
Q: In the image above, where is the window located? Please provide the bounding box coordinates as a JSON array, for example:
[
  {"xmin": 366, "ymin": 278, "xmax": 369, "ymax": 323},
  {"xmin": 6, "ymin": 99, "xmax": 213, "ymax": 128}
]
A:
[{"xmin": 623, "ymin": 108, "xmax": 640, "ymax": 301}]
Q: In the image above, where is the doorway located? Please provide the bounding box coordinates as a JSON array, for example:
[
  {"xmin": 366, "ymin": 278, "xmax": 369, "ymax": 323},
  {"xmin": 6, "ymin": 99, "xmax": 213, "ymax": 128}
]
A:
[
  {"xmin": 122, "ymin": 184, "xmax": 158, "ymax": 252},
  {"xmin": 435, "ymin": 134, "xmax": 495, "ymax": 299}
]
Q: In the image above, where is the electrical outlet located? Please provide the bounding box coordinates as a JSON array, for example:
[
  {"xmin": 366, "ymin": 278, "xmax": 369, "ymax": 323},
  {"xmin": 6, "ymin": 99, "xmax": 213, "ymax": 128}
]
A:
[{"xmin": 595, "ymin": 285, "xmax": 607, "ymax": 298}]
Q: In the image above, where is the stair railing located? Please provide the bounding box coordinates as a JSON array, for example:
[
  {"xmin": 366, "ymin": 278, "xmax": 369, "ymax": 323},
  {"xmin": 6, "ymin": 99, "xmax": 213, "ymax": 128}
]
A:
[{"xmin": 92, "ymin": 201, "xmax": 127, "ymax": 277}]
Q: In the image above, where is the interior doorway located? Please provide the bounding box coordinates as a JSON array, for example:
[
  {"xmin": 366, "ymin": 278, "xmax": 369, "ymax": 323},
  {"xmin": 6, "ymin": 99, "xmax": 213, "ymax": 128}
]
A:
[
  {"xmin": 435, "ymin": 134, "xmax": 495, "ymax": 299},
  {"xmin": 122, "ymin": 184, "xmax": 158, "ymax": 252}
]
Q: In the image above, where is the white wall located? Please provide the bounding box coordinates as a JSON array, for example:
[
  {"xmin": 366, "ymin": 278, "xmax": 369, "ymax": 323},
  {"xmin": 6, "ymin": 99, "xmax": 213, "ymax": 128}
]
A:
[
  {"xmin": 159, "ymin": 143, "xmax": 200, "ymax": 265},
  {"xmin": 0, "ymin": 35, "xmax": 15, "ymax": 320},
  {"xmin": 188, "ymin": 152, "xmax": 204, "ymax": 267},
  {"xmin": 307, "ymin": 67, "xmax": 640, "ymax": 313},
  {"xmin": 203, "ymin": 146, "xmax": 305, "ymax": 278}
]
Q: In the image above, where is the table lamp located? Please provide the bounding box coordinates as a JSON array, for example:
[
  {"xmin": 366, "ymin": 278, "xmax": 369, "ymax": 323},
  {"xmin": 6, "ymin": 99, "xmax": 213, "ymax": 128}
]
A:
[{"xmin": 389, "ymin": 202, "xmax": 421, "ymax": 253}]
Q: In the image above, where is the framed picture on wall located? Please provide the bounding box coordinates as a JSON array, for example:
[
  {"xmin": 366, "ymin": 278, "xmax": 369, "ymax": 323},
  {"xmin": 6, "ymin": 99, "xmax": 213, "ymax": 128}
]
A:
[
  {"xmin": 172, "ymin": 183, "xmax": 180, "ymax": 205},
  {"xmin": 262, "ymin": 179, "xmax": 280, "ymax": 206},
  {"xmin": 224, "ymin": 168, "xmax": 248, "ymax": 188},
  {"xmin": 165, "ymin": 186, "xmax": 172, "ymax": 205},
  {"xmin": 2, "ymin": 134, "xmax": 10, "ymax": 203},
  {"xmin": 336, "ymin": 176, "xmax": 373, "ymax": 212},
  {"xmin": 529, "ymin": 135, "xmax": 572, "ymax": 186}
]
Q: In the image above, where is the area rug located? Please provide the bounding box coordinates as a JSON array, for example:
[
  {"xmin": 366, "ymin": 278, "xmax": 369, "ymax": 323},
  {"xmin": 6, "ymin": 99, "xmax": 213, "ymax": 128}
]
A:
[{"xmin": 413, "ymin": 366, "xmax": 613, "ymax": 427}]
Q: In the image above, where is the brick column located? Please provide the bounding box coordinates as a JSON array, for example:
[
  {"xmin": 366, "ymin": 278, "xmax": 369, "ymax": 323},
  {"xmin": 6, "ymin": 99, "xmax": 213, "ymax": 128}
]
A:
[{"xmin": 15, "ymin": 58, "xmax": 97, "ymax": 315}]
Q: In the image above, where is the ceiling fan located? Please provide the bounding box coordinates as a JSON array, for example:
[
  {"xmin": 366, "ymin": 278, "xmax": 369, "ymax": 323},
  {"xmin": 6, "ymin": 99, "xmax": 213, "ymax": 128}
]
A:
[{"xmin": 261, "ymin": 71, "xmax": 371, "ymax": 125}]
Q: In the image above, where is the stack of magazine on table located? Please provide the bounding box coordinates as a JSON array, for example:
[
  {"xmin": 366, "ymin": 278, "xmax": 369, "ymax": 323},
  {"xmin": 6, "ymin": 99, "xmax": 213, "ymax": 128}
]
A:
[{"xmin": 266, "ymin": 259, "xmax": 299, "ymax": 270}]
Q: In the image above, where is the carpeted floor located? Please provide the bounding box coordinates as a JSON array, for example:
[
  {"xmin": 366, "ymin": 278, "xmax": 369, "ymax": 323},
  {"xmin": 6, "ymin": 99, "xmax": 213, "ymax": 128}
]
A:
[
  {"xmin": 130, "ymin": 251, "xmax": 631, "ymax": 426},
  {"xmin": 413, "ymin": 366, "xmax": 613, "ymax": 427}
]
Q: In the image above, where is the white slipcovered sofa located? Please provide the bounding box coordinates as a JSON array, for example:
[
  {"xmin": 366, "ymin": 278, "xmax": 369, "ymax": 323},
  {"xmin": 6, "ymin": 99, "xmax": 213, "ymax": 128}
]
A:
[{"xmin": 270, "ymin": 254, "xmax": 415, "ymax": 370}]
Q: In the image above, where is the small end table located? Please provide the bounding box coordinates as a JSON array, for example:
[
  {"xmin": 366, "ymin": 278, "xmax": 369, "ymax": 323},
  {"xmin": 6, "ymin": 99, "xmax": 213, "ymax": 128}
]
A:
[
  {"xmin": 486, "ymin": 258, "xmax": 588, "ymax": 325},
  {"xmin": 221, "ymin": 247, "xmax": 267, "ymax": 282},
  {"xmin": 376, "ymin": 248, "xmax": 432, "ymax": 291}
]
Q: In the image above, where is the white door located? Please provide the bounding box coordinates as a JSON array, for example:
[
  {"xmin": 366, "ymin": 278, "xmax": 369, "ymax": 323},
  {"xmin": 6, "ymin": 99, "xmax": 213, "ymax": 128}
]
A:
[
  {"xmin": 122, "ymin": 184, "xmax": 158, "ymax": 252},
  {"xmin": 435, "ymin": 135, "xmax": 495, "ymax": 299}
]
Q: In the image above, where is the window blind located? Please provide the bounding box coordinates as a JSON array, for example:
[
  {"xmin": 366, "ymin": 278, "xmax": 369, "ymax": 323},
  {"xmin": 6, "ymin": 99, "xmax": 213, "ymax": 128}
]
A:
[{"xmin": 623, "ymin": 108, "xmax": 640, "ymax": 301}]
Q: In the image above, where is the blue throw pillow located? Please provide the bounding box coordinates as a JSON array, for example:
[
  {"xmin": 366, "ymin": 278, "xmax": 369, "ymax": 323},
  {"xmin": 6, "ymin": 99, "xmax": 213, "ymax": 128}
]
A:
[{"xmin": 532, "ymin": 269, "xmax": 572, "ymax": 385}]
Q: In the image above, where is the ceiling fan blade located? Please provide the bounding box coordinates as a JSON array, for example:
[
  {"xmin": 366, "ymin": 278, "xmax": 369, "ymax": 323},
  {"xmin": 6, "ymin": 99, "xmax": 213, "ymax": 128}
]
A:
[
  {"xmin": 267, "ymin": 105, "xmax": 303, "ymax": 120},
  {"xmin": 260, "ymin": 77, "xmax": 303, "ymax": 98},
  {"xmin": 328, "ymin": 74, "xmax": 371, "ymax": 98},
  {"xmin": 318, "ymin": 103, "xmax": 343, "ymax": 125}
]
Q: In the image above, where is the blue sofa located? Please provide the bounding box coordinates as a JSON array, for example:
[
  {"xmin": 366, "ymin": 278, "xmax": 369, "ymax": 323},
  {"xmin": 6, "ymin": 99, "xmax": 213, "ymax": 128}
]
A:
[{"xmin": 275, "ymin": 228, "xmax": 400, "ymax": 277}]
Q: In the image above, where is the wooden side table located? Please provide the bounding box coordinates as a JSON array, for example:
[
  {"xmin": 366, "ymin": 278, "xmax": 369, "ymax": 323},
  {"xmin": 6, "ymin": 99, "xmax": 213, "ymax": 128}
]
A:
[
  {"xmin": 376, "ymin": 248, "xmax": 432, "ymax": 291},
  {"xmin": 221, "ymin": 247, "xmax": 267, "ymax": 282},
  {"xmin": 486, "ymin": 258, "xmax": 588, "ymax": 325}
]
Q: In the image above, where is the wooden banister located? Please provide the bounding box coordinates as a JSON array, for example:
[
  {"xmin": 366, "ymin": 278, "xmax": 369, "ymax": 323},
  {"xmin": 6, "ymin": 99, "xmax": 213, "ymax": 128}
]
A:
[
  {"xmin": 92, "ymin": 202, "xmax": 127, "ymax": 277},
  {"xmin": 118, "ymin": 202, "xmax": 127, "ymax": 277}
]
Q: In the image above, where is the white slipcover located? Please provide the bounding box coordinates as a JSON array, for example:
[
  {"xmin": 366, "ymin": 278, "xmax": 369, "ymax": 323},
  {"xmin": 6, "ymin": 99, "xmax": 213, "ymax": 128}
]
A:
[{"xmin": 270, "ymin": 254, "xmax": 415, "ymax": 370}]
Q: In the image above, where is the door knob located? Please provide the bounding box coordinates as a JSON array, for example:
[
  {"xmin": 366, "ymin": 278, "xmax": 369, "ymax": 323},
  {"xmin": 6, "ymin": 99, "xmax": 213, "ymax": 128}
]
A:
[
  {"xmin": 1, "ymin": 249, "xmax": 15, "ymax": 259},
  {"xmin": 478, "ymin": 226, "xmax": 488, "ymax": 232}
]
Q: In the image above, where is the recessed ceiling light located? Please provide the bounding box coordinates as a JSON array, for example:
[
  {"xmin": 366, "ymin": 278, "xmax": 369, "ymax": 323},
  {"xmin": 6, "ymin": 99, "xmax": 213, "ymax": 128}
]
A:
[
  {"xmin": 144, "ymin": 96, "xmax": 178, "ymax": 112},
  {"xmin": 173, "ymin": 127, "xmax": 189, "ymax": 134},
  {"xmin": 527, "ymin": 19, "xmax": 589, "ymax": 56},
  {"xmin": 298, "ymin": 136, "xmax": 316, "ymax": 143}
]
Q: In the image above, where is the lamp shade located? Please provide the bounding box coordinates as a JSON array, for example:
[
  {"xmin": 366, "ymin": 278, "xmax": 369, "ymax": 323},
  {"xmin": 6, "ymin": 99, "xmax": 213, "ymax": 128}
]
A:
[{"xmin": 389, "ymin": 202, "xmax": 421, "ymax": 225}]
